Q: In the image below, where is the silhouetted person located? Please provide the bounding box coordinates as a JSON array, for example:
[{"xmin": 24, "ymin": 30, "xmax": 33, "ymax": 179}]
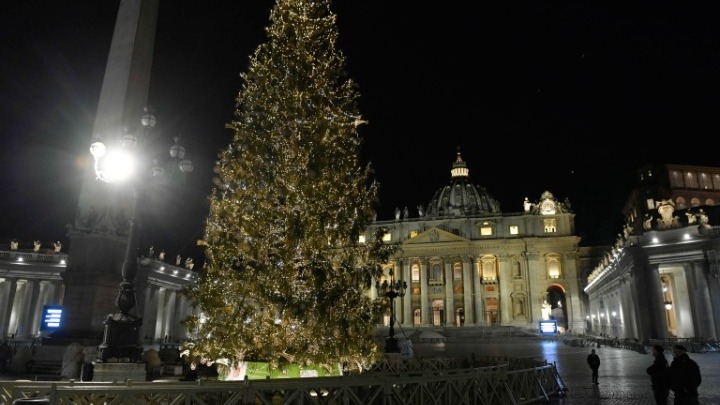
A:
[
  {"xmin": 587, "ymin": 348, "xmax": 600, "ymax": 384},
  {"xmin": 669, "ymin": 344, "xmax": 701, "ymax": 405},
  {"xmin": 647, "ymin": 344, "xmax": 670, "ymax": 405}
]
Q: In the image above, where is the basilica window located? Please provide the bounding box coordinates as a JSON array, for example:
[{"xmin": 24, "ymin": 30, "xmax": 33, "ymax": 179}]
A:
[
  {"xmin": 411, "ymin": 264, "xmax": 420, "ymax": 282},
  {"xmin": 429, "ymin": 263, "xmax": 443, "ymax": 284},
  {"xmin": 546, "ymin": 254, "xmax": 561, "ymax": 279},
  {"xmin": 543, "ymin": 218, "xmax": 557, "ymax": 233},
  {"xmin": 480, "ymin": 256, "xmax": 497, "ymax": 283},
  {"xmin": 453, "ymin": 262, "xmax": 462, "ymax": 280},
  {"xmin": 685, "ymin": 171, "xmax": 699, "ymax": 189},
  {"xmin": 480, "ymin": 220, "xmax": 494, "ymax": 236},
  {"xmin": 509, "ymin": 225, "xmax": 519, "ymax": 235}
]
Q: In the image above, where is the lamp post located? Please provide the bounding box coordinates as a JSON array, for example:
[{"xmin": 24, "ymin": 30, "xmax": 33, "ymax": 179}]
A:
[
  {"xmin": 376, "ymin": 268, "xmax": 407, "ymax": 353},
  {"xmin": 90, "ymin": 107, "xmax": 193, "ymax": 362}
]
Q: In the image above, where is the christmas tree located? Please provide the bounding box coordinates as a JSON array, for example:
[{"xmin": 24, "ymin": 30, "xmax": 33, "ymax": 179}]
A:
[{"xmin": 182, "ymin": 0, "xmax": 394, "ymax": 374}]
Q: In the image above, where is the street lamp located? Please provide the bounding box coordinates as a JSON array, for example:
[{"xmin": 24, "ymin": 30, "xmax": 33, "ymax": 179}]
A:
[
  {"xmin": 376, "ymin": 268, "xmax": 407, "ymax": 353},
  {"xmin": 90, "ymin": 107, "xmax": 193, "ymax": 362}
]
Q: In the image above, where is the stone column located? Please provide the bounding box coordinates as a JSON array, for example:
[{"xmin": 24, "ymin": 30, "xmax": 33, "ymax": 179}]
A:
[
  {"xmin": 403, "ymin": 260, "xmax": 412, "ymax": 326},
  {"xmin": 0, "ymin": 279, "xmax": 17, "ymax": 337},
  {"xmin": 690, "ymin": 261, "xmax": 715, "ymax": 339},
  {"xmin": 155, "ymin": 287, "xmax": 167, "ymax": 340},
  {"xmin": 462, "ymin": 256, "xmax": 473, "ymax": 325},
  {"xmin": 497, "ymin": 255, "xmax": 511, "ymax": 325},
  {"xmin": 29, "ymin": 281, "xmax": 51, "ymax": 337},
  {"xmin": 8, "ymin": 281, "xmax": 27, "ymax": 338},
  {"xmin": 141, "ymin": 285, "xmax": 157, "ymax": 341},
  {"xmin": 472, "ymin": 258, "xmax": 483, "ymax": 325},
  {"xmin": 163, "ymin": 290, "xmax": 177, "ymax": 342},
  {"xmin": 420, "ymin": 260, "xmax": 430, "ymax": 326},
  {"xmin": 444, "ymin": 262, "xmax": 454, "ymax": 325}
]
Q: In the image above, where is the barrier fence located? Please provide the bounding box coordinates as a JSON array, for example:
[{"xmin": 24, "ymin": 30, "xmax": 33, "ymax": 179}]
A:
[{"xmin": 1, "ymin": 356, "xmax": 565, "ymax": 405}]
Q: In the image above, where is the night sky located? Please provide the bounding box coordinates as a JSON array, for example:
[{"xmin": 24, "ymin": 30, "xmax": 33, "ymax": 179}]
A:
[{"xmin": 1, "ymin": 1, "xmax": 718, "ymax": 258}]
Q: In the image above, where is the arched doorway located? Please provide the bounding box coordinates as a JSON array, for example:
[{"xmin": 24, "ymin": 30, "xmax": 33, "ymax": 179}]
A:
[{"xmin": 546, "ymin": 286, "xmax": 568, "ymax": 332}]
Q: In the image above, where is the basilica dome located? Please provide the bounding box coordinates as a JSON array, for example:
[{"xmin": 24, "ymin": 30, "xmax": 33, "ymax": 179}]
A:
[{"xmin": 422, "ymin": 151, "xmax": 501, "ymax": 218}]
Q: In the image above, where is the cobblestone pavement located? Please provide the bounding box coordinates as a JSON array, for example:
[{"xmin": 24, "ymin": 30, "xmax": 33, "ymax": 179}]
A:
[{"xmin": 413, "ymin": 338, "xmax": 720, "ymax": 405}]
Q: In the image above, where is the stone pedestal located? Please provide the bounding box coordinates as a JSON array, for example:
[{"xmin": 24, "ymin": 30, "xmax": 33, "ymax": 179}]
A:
[{"xmin": 92, "ymin": 362, "xmax": 147, "ymax": 382}]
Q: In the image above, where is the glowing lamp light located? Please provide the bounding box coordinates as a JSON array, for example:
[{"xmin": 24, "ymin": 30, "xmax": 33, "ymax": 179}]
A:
[{"xmin": 664, "ymin": 301, "xmax": 673, "ymax": 310}]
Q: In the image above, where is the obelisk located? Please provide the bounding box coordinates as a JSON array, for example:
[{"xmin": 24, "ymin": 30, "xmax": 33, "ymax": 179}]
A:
[{"xmin": 60, "ymin": 0, "xmax": 159, "ymax": 341}]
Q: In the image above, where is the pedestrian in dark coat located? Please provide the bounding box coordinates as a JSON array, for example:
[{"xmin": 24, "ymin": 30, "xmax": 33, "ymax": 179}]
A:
[
  {"xmin": 647, "ymin": 344, "xmax": 670, "ymax": 405},
  {"xmin": 587, "ymin": 348, "xmax": 600, "ymax": 384},
  {"xmin": 669, "ymin": 344, "xmax": 701, "ymax": 405}
]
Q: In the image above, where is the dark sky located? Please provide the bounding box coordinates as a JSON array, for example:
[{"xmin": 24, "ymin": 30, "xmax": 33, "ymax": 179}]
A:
[{"xmin": 1, "ymin": 1, "xmax": 718, "ymax": 257}]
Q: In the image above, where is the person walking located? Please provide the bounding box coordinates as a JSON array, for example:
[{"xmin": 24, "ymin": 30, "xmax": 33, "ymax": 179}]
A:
[
  {"xmin": 647, "ymin": 344, "xmax": 670, "ymax": 405},
  {"xmin": 669, "ymin": 344, "xmax": 701, "ymax": 405},
  {"xmin": 587, "ymin": 348, "xmax": 600, "ymax": 384}
]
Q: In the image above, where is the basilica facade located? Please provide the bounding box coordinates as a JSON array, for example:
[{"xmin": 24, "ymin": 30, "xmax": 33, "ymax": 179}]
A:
[{"xmin": 364, "ymin": 152, "xmax": 593, "ymax": 334}]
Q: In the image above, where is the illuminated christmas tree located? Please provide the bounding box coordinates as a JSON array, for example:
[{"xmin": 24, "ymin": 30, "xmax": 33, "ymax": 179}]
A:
[{"xmin": 182, "ymin": 0, "xmax": 394, "ymax": 374}]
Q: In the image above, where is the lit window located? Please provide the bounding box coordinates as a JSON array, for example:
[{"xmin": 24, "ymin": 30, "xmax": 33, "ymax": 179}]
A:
[
  {"xmin": 411, "ymin": 264, "xmax": 420, "ymax": 282},
  {"xmin": 431, "ymin": 264, "xmax": 443, "ymax": 282},
  {"xmin": 358, "ymin": 235, "xmax": 366, "ymax": 244},
  {"xmin": 409, "ymin": 230, "xmax": 419, "ymax": 238},
  {"xmin": 453, "ymin": 263, "xmax": 462, "ymax": 280},
  {"xmin": 712, "ymin": 173, "xmax": 720, "ymax": 190},
  {"xmin": 481, "ymin": 226, "xmax": 493, "ymax": 236},
  {"xmin": 699, "ymin": 172, "xmax": 712, "ymax": 189},
  {"xmin": 382, "ymin": 232, "xmax": 391, "ymax": 242},
  {"xmin": 509, "ymin": 225, "xmax": 519, "ymax": 235},
  {"xmin": 646, "ymin": 199, "xmax": 655, "ymax": 210},
  {"xmin": 546, "ymin": 255, "xmax": 561, "ymax": 279},
  {"xmin": 669, "ymin": 170, "xmax": 683, "ymax": 188},
  {"xmin": 543, "ymin": 218, "xmax": 557, "ymax": 233},
  {"xmin": 481, "ymin": 256, "xmax": 497, "ymax": 281},
  {"xmin": 685, "ymin": 172, "xmax": 699, "ymax": 188}
]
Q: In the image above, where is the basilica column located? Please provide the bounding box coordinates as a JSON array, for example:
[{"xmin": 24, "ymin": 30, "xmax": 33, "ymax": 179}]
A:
[
  {"xmin": 420, "ymin": 260, "xmax": 430, "ymax": 326},
  {"xmin": 444, "ymin": 262, "xmax": 454, "ymax": 325},
  {"xmin": 497, "ymin": 255, "xmax": 512, "ymax": 325},
  {"xmin": 462, "ymin": 256, "xmax": 473, "ymax": 325},
  {"xmin": 472, "ymin": 258, "xmax": 482, "ymax": 325},
  {"xmin": 526, "ymin": 252, "xmax": 544, "ymax": 323},
  {"xmin": 402, "ymin": 260, "xmax": 412, "ymax": 326}
]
